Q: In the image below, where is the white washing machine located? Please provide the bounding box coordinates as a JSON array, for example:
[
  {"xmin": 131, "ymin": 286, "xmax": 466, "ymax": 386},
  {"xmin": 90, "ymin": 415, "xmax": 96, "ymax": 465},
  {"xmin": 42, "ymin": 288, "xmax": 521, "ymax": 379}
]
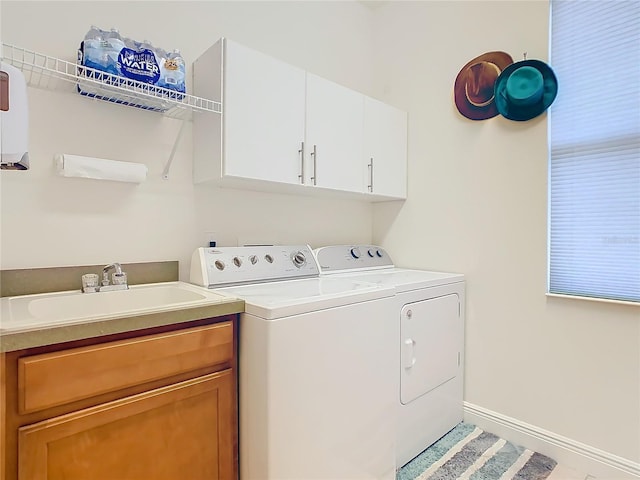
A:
[
  {"xmin": 190, "ymin": 245, "xmax": 398, "ymax": 479},
  {"xmin": 314, "ymin": 244, "xmax": 466, "ymax": 468}
]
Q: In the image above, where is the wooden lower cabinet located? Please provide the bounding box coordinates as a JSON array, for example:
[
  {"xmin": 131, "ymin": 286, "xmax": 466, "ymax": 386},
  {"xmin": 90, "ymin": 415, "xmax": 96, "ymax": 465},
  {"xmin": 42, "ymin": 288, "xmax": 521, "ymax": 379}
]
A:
[
  {"xmin": 1, "ymin": 317, "xmax": 238, "ymax": 480},
  {"xmin": 19, "ymin": 370, "xmax": 234, "ymax": 480}
]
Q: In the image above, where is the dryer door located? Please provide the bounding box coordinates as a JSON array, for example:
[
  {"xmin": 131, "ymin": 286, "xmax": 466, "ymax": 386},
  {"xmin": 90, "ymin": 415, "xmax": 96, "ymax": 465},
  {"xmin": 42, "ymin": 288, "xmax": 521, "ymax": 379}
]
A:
[{"xmin": 400, "ymin": 293, "xmax": 461, "ymax": 404}]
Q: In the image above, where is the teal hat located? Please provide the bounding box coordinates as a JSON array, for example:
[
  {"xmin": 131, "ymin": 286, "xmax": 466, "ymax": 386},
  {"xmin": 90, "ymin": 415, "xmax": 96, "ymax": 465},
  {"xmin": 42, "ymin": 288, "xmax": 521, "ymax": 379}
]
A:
[{"xmin": 494, "ymin": 59, "xmax": 558, "ymax": 121}]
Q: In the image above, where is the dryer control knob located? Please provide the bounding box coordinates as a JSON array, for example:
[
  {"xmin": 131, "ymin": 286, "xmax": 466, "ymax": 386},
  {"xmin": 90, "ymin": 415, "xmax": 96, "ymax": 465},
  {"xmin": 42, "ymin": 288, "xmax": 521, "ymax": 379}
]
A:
[
  {"xmin": 233, "ymin": 256, "xmax": 242, "ymax": 268},
  {"xmin": 291, "ymin": 251, "xmax": 307, "ymax": 268},
  {"xmin": 265, "ymin": 254, "xmax": 274, "ymax": 263},
  {"xmin": 214, "ymin": 260, "xmax": 225, "ymax": 271},
  {"xmin": 249, "ymin": 255, "xmax": 258, "ymax": 265},
  {"xmin": 350, "ymin": 247, "xmax": 361, "ymax": 259}
]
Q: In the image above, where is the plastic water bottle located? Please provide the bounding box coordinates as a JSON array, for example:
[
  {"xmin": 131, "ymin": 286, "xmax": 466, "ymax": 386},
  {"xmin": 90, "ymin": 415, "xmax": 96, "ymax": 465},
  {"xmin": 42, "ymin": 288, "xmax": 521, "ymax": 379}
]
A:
[
  {"xmin": 84, "ymin": 25, "xmax": 101, "ymax": 40},
  {"xmin": 162, "ymin": 49, "xmax": 185, "ymax": 92},
  {"xmin": 140, "ymin": 40, "xmax": 161, "ymax": 76},
  {"xmin": 82, "ymin": 25, "xmax": 107, "ymax": 71},
  {"xmin": 105, "ymin": 28, "xmax": 126, "ymax": 75},
  {"xmin": 137, "ymin": 39, "xmax": 155, "ymax": 53}
]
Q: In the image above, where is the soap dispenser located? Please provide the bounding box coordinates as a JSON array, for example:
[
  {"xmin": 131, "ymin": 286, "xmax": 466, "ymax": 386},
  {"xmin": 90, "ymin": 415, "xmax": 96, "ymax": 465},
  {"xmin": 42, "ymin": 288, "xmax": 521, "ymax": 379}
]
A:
[{"xmin": 0, "ymin": 60, "xmax": 29, "ymax": 170}]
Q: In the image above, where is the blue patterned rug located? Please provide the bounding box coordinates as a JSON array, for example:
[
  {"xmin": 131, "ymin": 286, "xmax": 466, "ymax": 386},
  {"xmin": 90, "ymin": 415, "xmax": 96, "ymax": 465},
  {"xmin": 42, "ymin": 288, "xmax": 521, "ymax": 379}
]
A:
[{"xmin": 397, "ymin": 423, "xmax": 557, "ymax": 480}]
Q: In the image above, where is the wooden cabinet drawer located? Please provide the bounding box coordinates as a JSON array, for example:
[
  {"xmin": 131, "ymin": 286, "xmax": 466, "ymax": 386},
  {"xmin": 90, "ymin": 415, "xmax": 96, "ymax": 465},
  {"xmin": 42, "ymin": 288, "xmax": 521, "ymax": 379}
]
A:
[{"xmin": 18, "ymin": 322, "xmax": 233, "ymax": 414}]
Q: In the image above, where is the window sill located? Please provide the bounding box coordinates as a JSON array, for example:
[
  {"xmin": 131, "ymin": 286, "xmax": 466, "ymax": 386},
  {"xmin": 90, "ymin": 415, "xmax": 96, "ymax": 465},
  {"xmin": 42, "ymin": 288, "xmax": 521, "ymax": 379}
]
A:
[{"xmin": 546, "ymin": 293, "xmax": 639, "ymax": 307}]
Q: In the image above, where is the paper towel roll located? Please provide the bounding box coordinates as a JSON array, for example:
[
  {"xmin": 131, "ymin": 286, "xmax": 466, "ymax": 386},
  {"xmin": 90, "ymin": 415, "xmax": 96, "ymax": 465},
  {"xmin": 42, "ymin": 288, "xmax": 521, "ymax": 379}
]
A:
[{"xmin": 54, "ymin": 154, "xmax": 148, "ymax": 183}]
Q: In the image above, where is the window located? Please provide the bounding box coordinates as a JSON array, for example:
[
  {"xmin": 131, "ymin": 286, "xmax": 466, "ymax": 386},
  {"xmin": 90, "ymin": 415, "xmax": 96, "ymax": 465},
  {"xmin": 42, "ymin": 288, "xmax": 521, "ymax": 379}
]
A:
[{"xmin": 548, "ymin": 0, "xmax": 640, "ymax": 304}]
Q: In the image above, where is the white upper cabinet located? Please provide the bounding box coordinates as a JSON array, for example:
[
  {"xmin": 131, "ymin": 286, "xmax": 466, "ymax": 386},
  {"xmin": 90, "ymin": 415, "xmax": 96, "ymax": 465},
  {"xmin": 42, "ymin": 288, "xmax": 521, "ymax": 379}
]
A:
[
  {"xmin": 224, "ymin": 40, "xmax": 306, "ymax": 184},
  {"xmin": 305, "ymin": 73, "xmax": 365, "ymax": 192},
  {"xmin": 193, "ymin": 38, "xmax": 306, "ymax": 187},
  {"xmin": 363, "ymin": 96, "xmax": 408, "ymax": 199},
  {"xmin": 193, "ymin": 38, "xmax": 407, "ymax": 201}
]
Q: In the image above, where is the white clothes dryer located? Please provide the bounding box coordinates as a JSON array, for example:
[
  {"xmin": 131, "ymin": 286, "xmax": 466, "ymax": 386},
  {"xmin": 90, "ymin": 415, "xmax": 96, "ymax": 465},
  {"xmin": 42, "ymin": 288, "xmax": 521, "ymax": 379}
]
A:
[
  {"xmin": 190, "ymin": 245, "xmax": 398, "ymax": 479},
  {"xmin": 314, "ymin": 245, "xmax": 466, "ymax": 468}
]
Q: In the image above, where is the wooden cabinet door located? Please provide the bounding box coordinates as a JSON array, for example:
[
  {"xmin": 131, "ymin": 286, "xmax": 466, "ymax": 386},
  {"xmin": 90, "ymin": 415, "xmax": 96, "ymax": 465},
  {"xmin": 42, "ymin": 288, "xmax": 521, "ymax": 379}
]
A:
[
  {"xmin": 363, "ymin": 96, "xmax": 408, "ymax": 199},
  {"xmin": 305, "ymin": 73, "xmax": 365, "ymax": 192},
  {"xmin": 224, "ymin": 39, "xmax": 306, "ymax": 185},
  {"xmin": 19, "ymin": 370, "xmax": 236, "ymax": 480}
]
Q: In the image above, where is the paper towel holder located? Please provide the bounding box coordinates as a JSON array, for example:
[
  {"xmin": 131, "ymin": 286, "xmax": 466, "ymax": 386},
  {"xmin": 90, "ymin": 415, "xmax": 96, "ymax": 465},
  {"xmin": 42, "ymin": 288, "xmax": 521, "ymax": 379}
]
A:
[{"xmin": 1, "ymin": 62, "xmax": 30, "ymax": 170}]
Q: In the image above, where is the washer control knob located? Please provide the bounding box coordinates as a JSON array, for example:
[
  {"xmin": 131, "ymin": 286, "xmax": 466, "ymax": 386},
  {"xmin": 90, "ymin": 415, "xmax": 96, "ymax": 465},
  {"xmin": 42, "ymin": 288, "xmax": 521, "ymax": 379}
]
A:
[
  {"xmin": 376, "ymin": 249, "xmax": 383, "ymax": 258},
  {"xmin": 249, "ymin": 255, "xmax": 258, "ymax": 265},
  {"xmin": 265, "ymin": 254, "xmax": 274, "ymax": 264},
  {"xmin": 367, "ymin": 249, "xmax": 375, "ymax": 258},
  {"xmin": 350, "ymin": 247, "xmax": 361, "ymax": 259},
  {"xmin": 233, "ymin": 256, "xmax": 242, "ymax": 268},
  {"xmin": 214, "ymin": 260, "xmax": 225, "ymax": 271},
  {"xmin": 291, "ymin": 251, "xmax": 307, "ymax": 268}
]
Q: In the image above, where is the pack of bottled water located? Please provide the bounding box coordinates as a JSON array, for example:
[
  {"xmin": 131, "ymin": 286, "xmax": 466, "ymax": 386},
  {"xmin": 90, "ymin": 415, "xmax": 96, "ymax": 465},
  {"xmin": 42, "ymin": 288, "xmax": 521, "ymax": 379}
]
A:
[{"xmin": 78, "ymin": 25, "xmax": 185, "ymax": 107}]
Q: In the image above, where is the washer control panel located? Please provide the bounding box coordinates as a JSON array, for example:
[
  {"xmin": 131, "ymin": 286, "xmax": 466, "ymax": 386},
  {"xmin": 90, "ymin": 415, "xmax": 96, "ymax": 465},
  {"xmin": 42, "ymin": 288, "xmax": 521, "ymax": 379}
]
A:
[
  {"xmin": 314, "ymin": 245, "xmax": 394, "ymax": 273},
  {"xmin": 191, "ymin": 245, "xmax": 319, "ymax": 288}
]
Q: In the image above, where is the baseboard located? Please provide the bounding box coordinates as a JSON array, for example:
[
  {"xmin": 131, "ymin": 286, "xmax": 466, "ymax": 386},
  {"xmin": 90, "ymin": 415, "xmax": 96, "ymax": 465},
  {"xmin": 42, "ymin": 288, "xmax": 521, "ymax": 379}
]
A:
[{"xmin": 464, "ymin": 402, "xmax": 640, "ymax": 480}]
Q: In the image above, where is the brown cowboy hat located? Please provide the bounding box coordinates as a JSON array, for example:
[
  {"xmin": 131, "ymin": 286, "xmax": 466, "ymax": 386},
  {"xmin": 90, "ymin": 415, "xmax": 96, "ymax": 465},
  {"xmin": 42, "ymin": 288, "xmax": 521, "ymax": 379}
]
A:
[{"xmin": 454, "ymin": 51, "xmax": 514, "ymax": 120}]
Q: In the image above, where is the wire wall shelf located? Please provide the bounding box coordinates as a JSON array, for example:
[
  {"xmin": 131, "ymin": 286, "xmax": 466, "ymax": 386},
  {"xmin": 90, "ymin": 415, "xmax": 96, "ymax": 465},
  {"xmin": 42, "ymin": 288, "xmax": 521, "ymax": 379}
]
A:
[{"xmin": 1, "ymin": 43, "xmax": 221, "ymax": 120}]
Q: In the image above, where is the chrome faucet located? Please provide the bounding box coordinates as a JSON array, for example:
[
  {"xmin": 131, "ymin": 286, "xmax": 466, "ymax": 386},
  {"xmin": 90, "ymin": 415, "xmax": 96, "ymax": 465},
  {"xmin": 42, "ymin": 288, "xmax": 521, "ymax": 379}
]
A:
[{"xmin": 100, "ymin": 263, "xmax": 128, "ymax": 291}]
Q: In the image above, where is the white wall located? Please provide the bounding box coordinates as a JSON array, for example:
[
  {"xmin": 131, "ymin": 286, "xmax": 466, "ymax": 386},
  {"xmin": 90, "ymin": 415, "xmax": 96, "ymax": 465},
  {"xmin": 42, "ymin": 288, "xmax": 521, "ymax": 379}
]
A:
[
  {"xmin": 0, "ymin": 1, "xmax": 377, "ymax": 280},
  {"xmin": 371, "ymin": 0, "xmax": 640, "ymax": 466}
]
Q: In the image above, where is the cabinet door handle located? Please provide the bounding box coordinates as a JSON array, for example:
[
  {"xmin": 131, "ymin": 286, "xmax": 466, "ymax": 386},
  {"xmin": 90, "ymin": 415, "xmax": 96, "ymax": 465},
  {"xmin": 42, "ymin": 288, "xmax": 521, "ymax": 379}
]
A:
[
  {"xmin": 368, "ymin": 157, "xmax": 374, "ymax": 192},
  {"xmin": 310, "ymin": 145, "xmax": 317, "ymax": 185},
  {"xmin": 298, "ymin": 141, "xmax": 305, "ymax": 184}
]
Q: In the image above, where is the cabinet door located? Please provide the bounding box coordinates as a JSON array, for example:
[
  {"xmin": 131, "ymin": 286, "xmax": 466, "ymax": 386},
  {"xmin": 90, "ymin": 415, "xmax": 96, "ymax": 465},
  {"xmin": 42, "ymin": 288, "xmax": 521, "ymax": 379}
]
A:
[
  {"xmin": 305, "ymin": 73, "xmax": 365, "ymax": 192},
  {"xmin": 364, "ymin": 96, "xmax": 408, "ymax": 199},
  {"xmin": 223, "ymin": 40, "xmax": 306, "ymax": 185},
  {"xmin": 19, "ymin": 370, "xmax": 236, "ymax": 480}
]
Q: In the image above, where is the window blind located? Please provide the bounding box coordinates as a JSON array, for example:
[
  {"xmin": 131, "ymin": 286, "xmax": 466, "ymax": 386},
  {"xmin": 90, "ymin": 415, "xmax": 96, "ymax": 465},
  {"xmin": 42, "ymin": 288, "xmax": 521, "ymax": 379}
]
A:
[{"xmin": 549, "ymin": 0, "xmax": 640, "ymax": 303}]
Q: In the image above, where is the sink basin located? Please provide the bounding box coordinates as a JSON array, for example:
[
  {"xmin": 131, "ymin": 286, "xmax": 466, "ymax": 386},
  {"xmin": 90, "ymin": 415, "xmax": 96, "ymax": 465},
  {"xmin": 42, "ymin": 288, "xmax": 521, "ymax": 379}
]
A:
[{"xmin": 1, "ymin": 281, "xmax": 236, "ymax": 333}]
